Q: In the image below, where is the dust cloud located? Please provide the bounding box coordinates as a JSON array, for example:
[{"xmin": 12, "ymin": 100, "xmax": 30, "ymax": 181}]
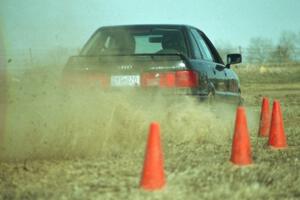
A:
[{"xmin": 0, "ymin": 65, "xmax": 255, "ymax": 162}]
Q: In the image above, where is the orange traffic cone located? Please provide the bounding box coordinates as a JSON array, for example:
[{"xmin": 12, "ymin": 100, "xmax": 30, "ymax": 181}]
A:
[
  {"xmin": 268, "ymin": 100, "xmax": 287, "ymax": 149},
  {"xmin": 258, "ymin": 97, "xmax": 271, "ymax": 137},
  {"xmin": 230, "ymin": 106, "xmax": 253, "ymax": 166},
  {"xmin": 140, "ymin": 122, "xmax": 166, "ymax": 190}
]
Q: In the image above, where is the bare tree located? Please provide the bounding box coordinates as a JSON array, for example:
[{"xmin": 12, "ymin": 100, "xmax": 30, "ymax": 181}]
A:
[
  {"xmin": 295, "ymin": 32, "xmax": 300, "ymax": 62},
  {"xmin": 271, "ymin": 31, "xmax": 296, "ymax": 64},
  {"xmin": 246, "ymin": 37, "xmax": 274, "ymax": 64}
]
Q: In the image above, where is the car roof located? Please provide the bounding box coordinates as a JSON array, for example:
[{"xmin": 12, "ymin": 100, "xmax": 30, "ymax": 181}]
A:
[{"xmin": 99, "ymin": 24, "xmax": 199, "ymax": 31}]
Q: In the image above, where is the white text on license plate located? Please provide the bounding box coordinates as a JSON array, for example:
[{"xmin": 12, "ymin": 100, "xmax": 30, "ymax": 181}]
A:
[{"xmin": 110, "ymin": 75, "xmax": 140, "ymax": 87}]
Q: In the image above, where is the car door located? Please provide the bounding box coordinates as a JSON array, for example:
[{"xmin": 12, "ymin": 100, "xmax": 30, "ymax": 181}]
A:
[
  {"xmin": 224, "ymin": 67, "xmax": 240, "ymax": 94},
  {"xmin": 190, "ymin": 28, "xmax": 228, "ymax": 97}
]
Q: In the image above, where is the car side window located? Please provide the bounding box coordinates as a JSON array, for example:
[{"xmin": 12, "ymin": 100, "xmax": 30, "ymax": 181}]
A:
[
  {"xmin": 188, "ymin": 31, "xmax": 202, "ymax": 59},
  {"xmin": 191, "ymin": 29, "xmax": 214, "ymax": 62}
]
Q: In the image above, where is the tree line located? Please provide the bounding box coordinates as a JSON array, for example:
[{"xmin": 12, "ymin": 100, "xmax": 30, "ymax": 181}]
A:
[{"xmin": 217, "ymin": 31, "xmax": 300, "ymax": 65}]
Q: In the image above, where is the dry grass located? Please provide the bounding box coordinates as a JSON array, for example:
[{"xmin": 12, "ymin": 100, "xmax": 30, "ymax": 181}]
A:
[{"xmin": 0, "ymin": 65, "xmax": 300, "ymax": 199}]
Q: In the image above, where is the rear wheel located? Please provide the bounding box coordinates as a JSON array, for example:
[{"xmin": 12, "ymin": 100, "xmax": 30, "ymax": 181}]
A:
[{"xmin": 207, "ymin": 91, "xmax": 215, "ymax": 105}]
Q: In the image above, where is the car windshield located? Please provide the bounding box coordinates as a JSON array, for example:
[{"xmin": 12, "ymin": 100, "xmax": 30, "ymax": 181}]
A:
[{"xmin": 81, "ymin": 27, "xmax": 188, "ymax": 56}]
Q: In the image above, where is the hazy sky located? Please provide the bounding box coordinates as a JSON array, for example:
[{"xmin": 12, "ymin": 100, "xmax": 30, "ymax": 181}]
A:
[{"xmin": 1, "ymin": 0, "xmax": 300, "ymax": 54}]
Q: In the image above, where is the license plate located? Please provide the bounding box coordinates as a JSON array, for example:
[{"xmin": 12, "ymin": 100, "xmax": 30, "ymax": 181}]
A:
[{"xmin": 110, "ymin": 75, "xmax": 140, "ymax": 87}]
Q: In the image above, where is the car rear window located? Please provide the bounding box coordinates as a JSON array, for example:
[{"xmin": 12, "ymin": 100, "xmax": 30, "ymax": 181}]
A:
[{"xmin": 81, "ymin": 27, "xmax": 188, "ymax": 56}]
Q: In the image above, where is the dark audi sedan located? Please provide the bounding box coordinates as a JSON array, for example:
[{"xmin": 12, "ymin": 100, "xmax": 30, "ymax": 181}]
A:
[{"xmin": 64, "ymin": 24, "xmax": 242, "ymax": 103}]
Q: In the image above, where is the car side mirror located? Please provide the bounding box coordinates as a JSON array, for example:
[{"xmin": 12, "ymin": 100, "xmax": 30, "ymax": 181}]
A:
[{"xmin": 226, "ymin": 54, "xmax": 242, "ymax": 68}]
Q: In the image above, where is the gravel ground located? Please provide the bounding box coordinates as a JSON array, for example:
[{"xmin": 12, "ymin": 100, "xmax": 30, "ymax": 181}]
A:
[{"xmin": 0, "ymin": 67, "xmax": 300, "ymax": 199}]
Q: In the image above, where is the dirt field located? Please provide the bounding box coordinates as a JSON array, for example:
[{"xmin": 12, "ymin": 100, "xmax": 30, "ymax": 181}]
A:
[{"xmin": 0, "ymin": 65, "xmax": 299, "ymax": 199}]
